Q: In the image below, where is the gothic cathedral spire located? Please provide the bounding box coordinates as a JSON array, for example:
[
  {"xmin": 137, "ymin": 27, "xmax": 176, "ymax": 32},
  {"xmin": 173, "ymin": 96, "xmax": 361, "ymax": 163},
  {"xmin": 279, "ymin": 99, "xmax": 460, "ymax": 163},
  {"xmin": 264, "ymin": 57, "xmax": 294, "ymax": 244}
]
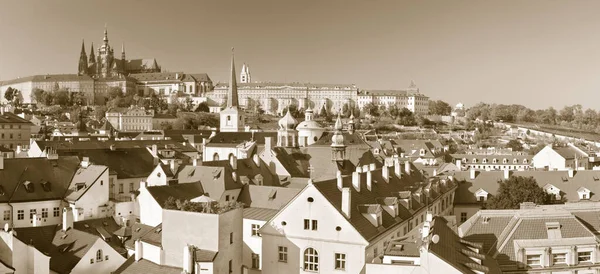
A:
[
  {"xmin": 227, "ymin": 48, "xmax": 239, "ymax": 108},
  {"xmin": 78, "ymin": 40, "xmax": 88, "ymax": 75},
  {"xmin": 121, "ymin": 43, "xmax": 126, "ymax": 61}
]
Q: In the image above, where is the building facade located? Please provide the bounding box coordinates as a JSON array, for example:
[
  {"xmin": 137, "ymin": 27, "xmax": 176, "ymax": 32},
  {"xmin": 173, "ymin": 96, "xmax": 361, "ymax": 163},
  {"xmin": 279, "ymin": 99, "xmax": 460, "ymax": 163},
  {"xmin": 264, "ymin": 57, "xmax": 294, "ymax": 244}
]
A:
[{"xmin": 105, "ymin": 106, "xmax": 154, "ymax": 132}]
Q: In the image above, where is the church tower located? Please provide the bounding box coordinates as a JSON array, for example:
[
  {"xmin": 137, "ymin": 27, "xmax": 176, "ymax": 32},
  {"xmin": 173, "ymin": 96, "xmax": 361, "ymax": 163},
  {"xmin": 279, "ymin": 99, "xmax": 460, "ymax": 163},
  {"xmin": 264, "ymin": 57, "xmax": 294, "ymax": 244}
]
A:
[
  {"xmin": 240, "ymin": 63, "xmax": 251, "ymax": 83},
  {"xmin": 88, "ymin": 43, "xmax": 96, "ymax": 72},
  {"xmin": 331, "ymin": 111, "xmax": 347, "ymax": 162},
  {"xmin": 347, "ymin": 110, "xmax": 356, "ymax": 134},
  {"xmin": 220, "ymin": 48, "xmax": 245, "ymax": 132},
  {"xmin": 98, "ymin": 27, "xmax": 115, "ymax": 78},
  {"xmin": 277, "ymin": 110, "xmax": 298, "ymax": 147},
  {"xmin": 78, "ymin": 40, "xmax": 88, "ymax": 76}
]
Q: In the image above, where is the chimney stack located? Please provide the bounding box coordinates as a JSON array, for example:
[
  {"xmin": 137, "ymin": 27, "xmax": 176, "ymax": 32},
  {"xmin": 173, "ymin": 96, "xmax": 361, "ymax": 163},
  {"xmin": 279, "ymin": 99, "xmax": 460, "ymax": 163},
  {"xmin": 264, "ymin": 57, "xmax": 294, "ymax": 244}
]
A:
[
  {"xmin": 394, "ymin": 159, "xmax": 401, "ymax": 178},
  {"xmin": 135, "ymin": 240, "xmax": 143, "ymax": 261},
  {"xmin": 62, "ymin": 207, "xmax": 73, "ymax": 231},
  {"xmin": 337, "ymin": 170, "xmax": 343, "ymax": 190},
  {"xmin": 81, "ymin": 157, "xmax": 90, "ymax": 168},
  {"xmin": 366, "ymin": 169, "xmax": 372, "ymax": 191},
  {"xmin": 352, "ymin": 167, "xmax": 361, "ymax": 192},
  {"xmin": 568, "ymin": 169, "xmax": 574, "ymax": 178},
  {"xmin": 230, "ymin": 155, "xmax": 237, "ymax": 170},
  {"xmin": 470, "ymin": 168, "xmax": 476, "ymax": 180},
  {"xmin": 433, "ymin": 169, "xmax": 437, "ymax": 177},
  {"xmin": 0, "ymin": 156, "xmax": 4, "ymax": 170},
  {"xmin": 152, "ymin": 144, "xmax": 157, "ymax": 156},
  {"xmin": 170, "ymin": 160, "xmax": 179, "ymax": 174},
  {"xmin": 503, "ymin": 169, "xmax": 510, "ymax": 180},
  {"xmin": 404, "ymin": 161, "xmax": 411, "ymax": 175},
  {"xmin": 342, "ymin": 187, "xmax": 351, "ymax": 219},
  {"xmin": 265, "ymin": 137, "xmax": 273, "ymax": 152},
  {"xmin": 32, "ymin": 214, "xmax": 39, "ymax": 227},
  {"xmin": 183, "ymin": 245, "xmax": 194, "ymax": 273},
  {"xmin": 192, "ymin": 157, "xmax": 202, "ymax": 166},
  {"xmin": 382, "ymin": 166, "xmax": 389, "ymax": 182},
  {"xmin": 456, "ymin": 160, "xmax": 462, "ymax": 169},
  {"xmin": 253, "ymin": 154, "xmax": 261, "ymax": 167}
]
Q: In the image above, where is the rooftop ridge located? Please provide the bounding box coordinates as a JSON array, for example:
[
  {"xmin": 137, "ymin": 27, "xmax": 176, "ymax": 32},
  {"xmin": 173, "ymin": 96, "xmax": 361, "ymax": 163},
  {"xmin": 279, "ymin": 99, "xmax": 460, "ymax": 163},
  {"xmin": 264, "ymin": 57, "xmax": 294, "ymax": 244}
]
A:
[{"xmin": 493, "ymin": 217, "xmax": 522, "ymax": 257}]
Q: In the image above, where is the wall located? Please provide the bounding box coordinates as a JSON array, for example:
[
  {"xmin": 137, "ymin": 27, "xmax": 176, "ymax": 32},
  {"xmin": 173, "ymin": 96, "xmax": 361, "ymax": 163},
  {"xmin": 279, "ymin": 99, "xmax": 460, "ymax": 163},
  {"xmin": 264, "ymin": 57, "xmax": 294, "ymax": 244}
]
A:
[
  {"xmin": 162, "ymin": 209, "xmax": 219, "ymax": 267},
  {"xmin": 533, "ymin": 146, "xmax": 567, "ymax": 170},
  {"xmin": 138, "ymin": 187, "xmax": 163, "ymax": 226},
  {"xmin": 242, "ymin": 219, "xmax": 266, "ymax": 270},
  {"xmin": 0, "ymin": 123, "xmax": 31, "ymax": 150},
  {"xmin": 73, "ymin": 168, "xmax": 110, "ymax": 220},
  {"xmin": 215, "ymin": 208, "xmax": 243, "ymax": 274},
  {"xmin": 71, "ymin": 239, "xmax": 126, "ymax": 274},
  {"xmin": 114, "ymin": 201, "xmax": 135, "ymax": 226},
  {"xmin": 204, "ymin": 146, "xmax": 238, "ymax": 162},
  {"xmin": 142, "ymin": 242, "xmax": 163, "ymax": 265},
  {"xmin": 12, "ymin": 200, "xmax": 62, "ymax": 228},
  {"xmin": 113, "ymin": 177, "xmax": 142, "ymax": 202},
  {"xmin": 146, "ymin": 165, "xmax": 168, "ymax": 187}
]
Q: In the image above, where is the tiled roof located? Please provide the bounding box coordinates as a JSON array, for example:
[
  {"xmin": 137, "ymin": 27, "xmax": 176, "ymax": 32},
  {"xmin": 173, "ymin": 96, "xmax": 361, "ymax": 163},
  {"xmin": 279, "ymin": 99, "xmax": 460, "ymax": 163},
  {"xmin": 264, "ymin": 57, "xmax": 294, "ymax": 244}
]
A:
[
  {"xmin": 243, "ymin": 207, "xmax": 279, "ymax": 221},
  {"xmin": 194, "ymin": 249, "xmax": 218, "ymax": 262},
  {"xmin": 190, "ymin": 73, "xmax": 211, "ymax": 82},
  {"xmin": 312, "ymin": 165, "xmax": 453, "ymax": 242},
  {"xmin": 207, "ymin": 132, "xmax": 278, "ymax": 145},
  {"xmin": 201, "ymin": 158, "xmax": 280, "ymax": 187},
  {"xmin": 125, "ymin": 58, "xmax": 160, "ymax": 71},
  {"xmin": 214, "ymin": 82, "xmax": 357, "ymax": 89},
  {"xmin": 271, "ymin": 147, "xmax": 310, "ymax": 178},
  {"xmin": 0, "ymin": 112, "xmax": 33, "ymax": 124},
  {"xmin": 553, "ymin": 146, "xmax": 586, "ymax": 160},
  {"xmin": 114, "ymin": 257, "xmax": 182, "ymax": 274},
  {"xmin": 64, "ymin": 165, "xmax": 108, "ymax": 202},
  {"xmin": 451, "ymin": 154, "xmax": 532, "ymax": 165},
  {"xmin": 311, "ymin": 132, "xmax": 369, "ymax": 148},
  {"xmin": 34, "ymin": 139, "xmax": 197, "ymax": 153},
  {"xmin": 14, "ymin": 225, "xmax": 102, "ymax": 274},
  {"xmin": 141, "ymin": 224, "xmax": 163, "ymax": 246},
  {"xmin": 73, "ymin": 217, "xmax": 127, "ymax": 255},
  {"xmin": 146, "ymin": 182, "xmax": 205, "ymax": 208},
  {"xmin": 0, "ymin": 157, "xmax": 80, "ymax": 203},
  {"xmin": 237, "ymin": 185, "xmax": 301, "ymax": 210},
  {"xmin": 56, "ymin": 148, "xmax": 156, "ymax": 179},
  {"xmin": 122, "ymin": 223, "xmax": 154, "ymax": 250},
  {"xmin": 30, "ymin": 74, "xmax": 94, "ymax": 83}
]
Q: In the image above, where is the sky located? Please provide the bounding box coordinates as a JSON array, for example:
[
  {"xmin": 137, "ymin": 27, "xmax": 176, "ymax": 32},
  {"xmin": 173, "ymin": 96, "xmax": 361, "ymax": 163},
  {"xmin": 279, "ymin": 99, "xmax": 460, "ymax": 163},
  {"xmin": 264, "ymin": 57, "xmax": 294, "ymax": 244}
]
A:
[{"xmin": 1, "ymin": 0, "xmax": 600, "ymax": 110}]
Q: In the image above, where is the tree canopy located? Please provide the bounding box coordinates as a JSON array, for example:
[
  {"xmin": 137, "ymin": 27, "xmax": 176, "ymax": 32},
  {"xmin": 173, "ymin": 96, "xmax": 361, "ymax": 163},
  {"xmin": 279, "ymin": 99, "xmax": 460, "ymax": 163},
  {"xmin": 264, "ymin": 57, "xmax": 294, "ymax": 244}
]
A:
[
  {"xmin": 428, "ymin": 100, "xmax": 452, "ymax": 115},
  {"xmin": 486, "ymin": 176, "xmax": 551, "ymax": 209},
  {"xmin": 505, "ymin": 139, "xmax": 524, "ymax": 151}
]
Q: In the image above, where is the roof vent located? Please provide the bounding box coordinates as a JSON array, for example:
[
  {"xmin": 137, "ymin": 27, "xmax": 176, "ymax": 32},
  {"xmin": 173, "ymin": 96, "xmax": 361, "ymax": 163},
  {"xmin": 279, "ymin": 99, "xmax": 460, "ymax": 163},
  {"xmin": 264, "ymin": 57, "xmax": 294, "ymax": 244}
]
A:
[{"xmin": 23, "ymin": 181, "xmax": 33, "ymax": 193}]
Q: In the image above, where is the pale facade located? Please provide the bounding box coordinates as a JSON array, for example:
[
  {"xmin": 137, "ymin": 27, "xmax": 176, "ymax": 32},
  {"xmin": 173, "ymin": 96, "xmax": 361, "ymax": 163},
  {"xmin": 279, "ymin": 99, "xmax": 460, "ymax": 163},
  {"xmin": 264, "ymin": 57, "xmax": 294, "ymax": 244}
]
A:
[
  {"xmin": 358, "ymin": 86, "xmax": 430, "ymax": 115},
  {"xmin": 105, "ymin": 106, "xmax": 154, "ymax": 131}
]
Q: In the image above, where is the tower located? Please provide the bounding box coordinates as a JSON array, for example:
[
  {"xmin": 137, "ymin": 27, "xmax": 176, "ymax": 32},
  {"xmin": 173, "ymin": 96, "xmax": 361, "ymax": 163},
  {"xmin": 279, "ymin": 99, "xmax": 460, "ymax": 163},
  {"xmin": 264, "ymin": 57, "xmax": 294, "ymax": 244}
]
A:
[
  {"xmin": 331, "ymin": 111, "xmax": 346, "ymax": 162},
  {"xmin": 277, "ymin": 110, "xmax": 298, "ymax": 147},
  {"xmin": 121, "ymin": 43, "xmax": 126, "ymax": 61},
  {"xmin": 98, "ymin": 26, "xmax": 115, "ymax": 78},
  {"xmin": 348, "ymin": 110, "xmax": 356, "ymax": 134},
  {"xmin": 88, "ymin": 42, "xmax": 96, "ymax": 70},
  {"xmin": 220, "ymin": 48, "xmax": 245, "ymax": 132},
  {"xmin": 240, "ymin": 63, "xmax": 251, "ymax": 83},
  {"xmin": 78, "ymin": 40, "xmax": 88, "ymax": 76}
]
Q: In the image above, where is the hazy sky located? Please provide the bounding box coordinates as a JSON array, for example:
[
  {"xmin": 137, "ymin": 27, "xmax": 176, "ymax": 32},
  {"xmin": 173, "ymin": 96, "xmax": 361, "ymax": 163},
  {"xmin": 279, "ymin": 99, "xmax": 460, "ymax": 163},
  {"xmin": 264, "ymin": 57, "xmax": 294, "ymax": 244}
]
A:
[{"xmin": 1, "ymin": 0, "xmax": 600, "ymax": 110}]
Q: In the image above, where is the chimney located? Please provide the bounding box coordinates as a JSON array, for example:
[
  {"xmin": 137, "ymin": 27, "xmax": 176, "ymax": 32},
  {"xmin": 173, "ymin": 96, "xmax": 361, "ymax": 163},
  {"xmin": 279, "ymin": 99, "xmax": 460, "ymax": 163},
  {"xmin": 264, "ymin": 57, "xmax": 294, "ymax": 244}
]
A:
[
  {"xmin": 152, "ymin": 144, "xmax": 157, "ymax": 156},
  {"xmin": 394, "ymin": 159, "xmax": 401, "ymax": 178},
  {"xmin": 170, "ymin": 160, "xmax": 179, "ymax": 174},
  {"xmin": 404, "ymin": 161, "xmax": 411, "ymax": 175},
  {"xmin": 352, "ymin": 167, "xmax": 361, "ymax": 192},
  {"xmin": 253, "ymin": 154, "xmax": 261, "ymax": 167},
  {"xmin": 230, "ymin": 155, "xmax": 237, "ymax": 170},
  {"xmin": 456, "ymin": 160, "xmax": 462, "ymax": 169},
  {"xmin": 342, "ymin": 187, "xmax": 351, "ymax": 219},
  {"xmin": 139, "ymin": 181, "xmax": 147, "ymax": 189},
  {"xmin": 382, "ymin": 166, "xmax": 390, "ymax": 182},
  {"xmin": 183, "ymin": 244, "xmax": 194, "ymax": 273},
  {"xmin": 62, "ymin": 207, "xmax": 73, "ymax": 231},
  {"xmin": 0, "ymin": 156, "xmax": 4, "ymax": 170},
  {"xmin": 192, "ymin": 157, "xmax": 202, "ymax": 166},
  {"xmin": 336, "ymin": 170, "xmax": 343, "ymax": 190},
  {"xmin": 568, "ymin": 169, "xmax": 574, "ymax": 178},
  {"xmin": 135, "ymin": 240, "xmax": 143, "ymax": 261},
  {"xmin": 369, "ymin": 163, "xmax": 376, "ymax": 171},
  {"xmin": 433, "ymin": 169, "xmax": 437, "ymax": 176},
  {"xmin": 366, "ymin": 169, "xmax": 372, "ymax": 191},
  {"xmin": 470, "ymin": 168, "xmax": 476, "ymax": 180},
  {"xmin": 504, "ymin": 169, "xmax": 510, "ymax": 180},
  {"xmin": 32, "ymin": 214, "xmax": 39, "ymax": 227},
  {"xmin": 81, "ymin": 157, "xmax": 90, "ymax": 168},
  {"xmin": 265, "ymin": 137, "xmax": 273, "ymax": 152}
]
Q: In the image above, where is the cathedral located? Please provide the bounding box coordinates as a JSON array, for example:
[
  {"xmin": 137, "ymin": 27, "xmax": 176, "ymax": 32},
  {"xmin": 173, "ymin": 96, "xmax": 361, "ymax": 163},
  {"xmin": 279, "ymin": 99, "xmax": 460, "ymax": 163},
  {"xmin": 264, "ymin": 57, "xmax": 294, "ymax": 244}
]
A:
[{"xmin": 78, "ymin": 28, "xmax": 161, "ymax": 78}]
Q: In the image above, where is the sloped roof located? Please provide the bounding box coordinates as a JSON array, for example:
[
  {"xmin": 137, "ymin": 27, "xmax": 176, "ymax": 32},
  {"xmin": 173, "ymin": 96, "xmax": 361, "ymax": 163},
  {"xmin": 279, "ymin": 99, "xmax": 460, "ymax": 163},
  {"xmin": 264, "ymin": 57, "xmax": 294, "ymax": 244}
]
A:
[
  {"xmin": 73, "ymin": 217, "xmax": 127, "ymax": 255},
  {"xmin": 553, "ymin": 146, "xmax": 586, "ymax": 160},
  {"xmin": 14, "ymin": 225, "xmax": 103, "ymax": 274},
  {"xmin": 214, "ymin": 82, "xmax": 357, "ymax": 90},
  {"xmin": 121, "ymin": 223, "xmax": 154, "ymax": 250},
  {"xmin": 270, "ymin": 147, "xmax": 310, "ymax": 178},
  {"xmin": 202, "ymin": 158, "xmax": 280, "ymax": 187},
  {"xmin": 114, "ymin": 257, "xmax": 182, "ymax": 274},
  {"xmin": 190, "ymin": 73, "xmax": 211, "ymax": 82},
  {"xmin": 451, "ymin": 154, "xmax": 532, "ymax": 165},
  {"xmin": 0, "ymin": 112, "xmax": 33, "ymax": 124},
  {"xmin": 207, "ymin": 132, "xmax": 278, "ymax": 145},
  {"xmin": 312, "ymin": 164, "xmax": 453, "ymax": 242},
  {"xmin": 64, "ymin": 165, "xmax": 108, "ymax": 202},
  {"xmin": 141, "ymin": 224, "xmax": 163, "ymax": 246},
  {"xmin": 243, "ymin": 207, "xmax": 279, "ymax": 221},
  {"xmin": 124, "ymin": 58, "xmax": 160, "ymax": 71},
  {"xmin": 146, "ymin": 182, "xmax": 205, "ymax": 208},
  {"xmin": 237, "ymin": 184, "xmax": 301, "ymax": 210},
  {"xmin": 57, "ymin": 148, "xmax": 156, "ymax": 179},
  {"xmin": 0, "ymin": 157, "xmax": 80, "ymax": 203}
]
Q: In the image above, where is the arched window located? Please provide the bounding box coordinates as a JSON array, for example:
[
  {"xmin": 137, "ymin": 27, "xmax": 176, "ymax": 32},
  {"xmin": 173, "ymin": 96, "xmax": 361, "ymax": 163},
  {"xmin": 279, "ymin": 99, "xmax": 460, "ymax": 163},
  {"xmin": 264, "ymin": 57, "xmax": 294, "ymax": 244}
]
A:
[
  {"xmin": 96, "ymin": 250, "xmax": 103, "ymax": 261},
  {"xmin": 503, "ymin": 158, "xmax": 508, "ymax": 164},
  {"xmin": 304, "ymin": 248, "xmax": 319, "ymax": 272},
  {"xmin": 213, "ymin": 153, "xmax": 220, "ymax": 161},
  {"xmin": 492, "ymin": 158, "xmax": 497, "ymax": 164},
  {"xmin": 523, "ymin": 159, "xmax": 528, "ymax": 164},
  {"xmin": 472, "ymin": 158, "xmax": 477, "ymax": 163}
]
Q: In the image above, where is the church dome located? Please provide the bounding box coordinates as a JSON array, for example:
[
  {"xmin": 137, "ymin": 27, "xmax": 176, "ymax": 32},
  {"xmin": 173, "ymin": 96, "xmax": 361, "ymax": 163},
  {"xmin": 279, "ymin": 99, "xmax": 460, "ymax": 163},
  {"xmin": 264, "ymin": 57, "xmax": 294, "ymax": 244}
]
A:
[
  {"xmin": 297, "ymin": 119, "xmax": 322, "ymax": 130},
  {"xmin": 331, "ymin": 133, "xmax": 345, "ymax": 146},
  {"xmin": 279, "ymin": 110, "xmax": 298, "ymax": 130}
]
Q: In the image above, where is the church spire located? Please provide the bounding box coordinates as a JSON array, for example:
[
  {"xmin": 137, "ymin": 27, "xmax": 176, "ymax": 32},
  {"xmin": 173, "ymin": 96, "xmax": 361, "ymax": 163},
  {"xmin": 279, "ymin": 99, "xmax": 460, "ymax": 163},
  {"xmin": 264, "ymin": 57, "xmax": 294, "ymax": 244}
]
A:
[
  {"xmin": 331, "ymin": 110, "xmax": 347, "ymax": 162},
  {"xmin": 103, "ymin": 25, "xmax": 109, "ymax": 43},
  {"xmin": 89, "ymin": 43, "xmax": 95, "ymax": 64},
  {"xmin": 226, "ymin": 48, "xmax": 239, "ymax": 108},
  {"xmin": 78, "ymin": 40, "xmax": 88, "ymax": 75},
  {"xmin": 121, "ymin": 43, "xmax": 126, "ymax": 60}
]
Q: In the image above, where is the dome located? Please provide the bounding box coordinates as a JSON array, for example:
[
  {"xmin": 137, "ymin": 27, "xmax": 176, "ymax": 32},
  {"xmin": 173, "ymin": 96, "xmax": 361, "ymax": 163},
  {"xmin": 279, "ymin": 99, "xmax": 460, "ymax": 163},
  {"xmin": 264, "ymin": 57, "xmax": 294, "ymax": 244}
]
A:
[
  {"xmin": 279, "ymin": 110, "xmax": 298, "ymax": 130},
  {"xmin": 297, "ymin": 120, "xmax": 323, "ymax": 130},
  {"xmin": 331, "ymin": 133, "xmax": 345, "ymax": 146},
  {"xmin": 334, "ymin": 113, "xmax": 343, "ymax": 131}
]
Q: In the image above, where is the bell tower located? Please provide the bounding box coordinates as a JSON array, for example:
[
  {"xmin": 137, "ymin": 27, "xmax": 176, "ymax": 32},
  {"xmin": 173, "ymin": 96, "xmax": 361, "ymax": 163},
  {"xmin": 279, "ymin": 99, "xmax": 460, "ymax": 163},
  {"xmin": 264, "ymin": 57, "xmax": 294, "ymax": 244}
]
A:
[
  {"xmin": 220, "ymin": 48, "xmax": 245, "ymax": 132},
  {"xmin": 240, "ymin": 63, "xmax": 251, "ymax": 83}
]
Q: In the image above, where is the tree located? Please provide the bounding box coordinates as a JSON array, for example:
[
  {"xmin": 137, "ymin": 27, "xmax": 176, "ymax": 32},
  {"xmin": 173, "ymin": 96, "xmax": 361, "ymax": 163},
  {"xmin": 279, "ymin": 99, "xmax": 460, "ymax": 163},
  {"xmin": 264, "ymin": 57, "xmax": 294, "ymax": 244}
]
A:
[
  {"xmin": 32, "ymin": 88, "xmax": 45, "ymax": 104},
  {"xmin": 4, "ymin": 87, "xmax": 14, "ymax": 102},
  {"xmin": 159, "ymin": 121, "xmax": 174, "ymax": 130},
  {"xmin": 53, "ymin": 90, "xmax": 70, "ymax": 106},
  {"xmin": 318, "ymin": 106, "xmax": 328, "ymax": 118},
  {"xmin": 505, "ymin": 139, "xmax": 524, "ymax": 151},
  {"xmin": 486, "ymin": 176, "xmax": 551, "ymax": 209},
  {"xmin": 428, "ymin": 100, "xmax": 452, "ymax": 115},
  {"xmin": 108, "ymin": 87, "xmax": 123, "ymax": 99},
  {"xmin": 529, "ymin": 143, "xmax": 547, "ymax": 155},
  {"xmin": 94, "ymin": 106, "xmax": 107, "ymax": 121},
  {"xmin": 364, "ymin": 103, "xmax": 379, "ymax": 117},
  {"xmin": 196, "ymin": 102, "xmax": 210, "ymax": 113},
  {"xmin": 282, "ymin": 104, "xmax": 300, "ymax": 118}
]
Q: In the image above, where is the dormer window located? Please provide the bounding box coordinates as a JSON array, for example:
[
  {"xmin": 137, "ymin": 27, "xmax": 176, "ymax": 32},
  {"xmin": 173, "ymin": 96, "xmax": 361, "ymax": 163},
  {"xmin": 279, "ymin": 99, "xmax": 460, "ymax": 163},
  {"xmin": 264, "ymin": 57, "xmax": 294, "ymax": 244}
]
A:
[
  {"xmin": 482, "ymin": 158, "xmax": 487, "ymax": 164},
  {"xmin": 513, "ymin": 159, "xmax": 518, "ymax": 164},
  {"xmin": 503, "ymin": 158, "xmax": 508, "ymax": 164},
  {"xmin": 419, "ymin": 149, "xmax": 425, "ymax": 156},
  {"xmin": 76, "ymin": 183, "xmax": 86, "ymax": 191},
  {"xmin": 578, "ymin": 187, "xmax": 591, "ymax": 200},
  {"xmin": 462, "ymin": 158, "xmax": 467, "ymax": 163},
  {"xmin": 472, "ymin": 158, "xmax": 477, "ymax": 163},
  {"xmin": 475, "ymin": 188, "xmax": 488, "ymax": 202},
  {"xmin": 492, "ymin": 158, "xmax": 497, "ymax": 164},
  {"xmin": 523, "ymin": 159, "xmax": 528, "ymax": 164},
  {"xmin": 23, "ymin": 181, "xmax": 33, "ymax": 193}
]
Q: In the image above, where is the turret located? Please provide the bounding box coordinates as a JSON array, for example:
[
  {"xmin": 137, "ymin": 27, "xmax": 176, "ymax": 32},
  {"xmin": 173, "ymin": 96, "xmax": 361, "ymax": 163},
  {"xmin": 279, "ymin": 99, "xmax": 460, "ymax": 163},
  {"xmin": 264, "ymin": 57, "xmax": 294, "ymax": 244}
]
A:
[
  {"xmin": 78, "ymin": 40, "xmax": 88, "ymax": 75},
  {"xmin": 348, "ymin": 109, "xmax": 356, "ymax": 134},
  {"xmin": 331, "ymin": 111, "xmax": 346, "ymax": 162}
]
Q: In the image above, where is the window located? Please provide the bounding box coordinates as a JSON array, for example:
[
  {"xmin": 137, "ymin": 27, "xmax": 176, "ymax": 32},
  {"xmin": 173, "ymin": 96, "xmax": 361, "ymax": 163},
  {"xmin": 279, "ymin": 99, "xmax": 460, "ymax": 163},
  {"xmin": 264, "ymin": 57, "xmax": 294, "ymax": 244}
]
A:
[
  {"xmin": 230, "ymin": 232, "xmax": 233, "ymax": 244},
  {"xmin": 251, "ymin": 224, "xmax": 260, "ymax": 236},
  {"xmin": 312, "ymin": 220, "xmax": 318, "ymax": 231},
  {"xmin": 119, "ymin": 184, "xmax": 123, "ymax": 194},
  {"xmin": 53, "ymin": 207, "xmax": 60, "ymax": 217},
  {"xmin": 374, "ymin": 247, "xmax": 378, "ymax": 258},
  {"xmin": 228, "ymin": 260, "xmax": 232, "ymax": 273},
  {"xmin": 335, "ymin": 253, "xmax": 346, "ymax": 270},
  {"xmin": 42, "ymin": 208, "xmax": 48, "ymax": 218},
  {"xmin": 278, "ymin": 246, "xmax": 288, "ymax": 262},
  {"xmin": 129, "ymin": 182, "xmax": 134, "ymax": 193},
  {"xmin": 460, "ymin": 212, "xmax": 467, "ymax": 222},
  {"xmin": 478, "ymin": 196, "xmax": 485, "ymax": 202},
  {"xmin": 252, "ymin": 253, "xmax": 260, "ymax": 269},
  {"xmin": 526, "ymin": 254, "xmax": 541, "ymax": 266},
  {"xmin": 29, "ymin": 209, "xmax": 36, "ymax": 219},
  {"xmin": 90, "ymin": 259, "xmax": 94, "ymax": 264},
  {"xmin": 105, "ymin": 255, "xmax": 109, "ymax": 260},
  {"xmin": 303, "ymin": 248, "xmax": 319, "ymax": 272},
  {"xmin": 578, "ymin": 251, "xmax": 592, "ymax": 263},
  {"xmin": 304, "ymin": 219, "xmax": 310, "ymax": 230},
  {"xmin": 553, "ymin": 253, "xmax": 567, "ymax": 265},
  {"xmin": 17, "ymin": 210, "xmax": 24, "ymax": 220},
  {"xmin": 96, "ymin": 250, "xmax": 103, "ymax": 262}
]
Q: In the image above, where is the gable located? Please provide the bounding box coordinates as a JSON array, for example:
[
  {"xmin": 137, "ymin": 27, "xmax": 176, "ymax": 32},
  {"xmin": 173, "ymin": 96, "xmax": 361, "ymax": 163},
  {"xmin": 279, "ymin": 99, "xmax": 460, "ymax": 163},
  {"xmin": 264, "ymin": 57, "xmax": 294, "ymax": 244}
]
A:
[{"xmin": 260, "ymin": 184, "xmax": 368, "ymax": 246}]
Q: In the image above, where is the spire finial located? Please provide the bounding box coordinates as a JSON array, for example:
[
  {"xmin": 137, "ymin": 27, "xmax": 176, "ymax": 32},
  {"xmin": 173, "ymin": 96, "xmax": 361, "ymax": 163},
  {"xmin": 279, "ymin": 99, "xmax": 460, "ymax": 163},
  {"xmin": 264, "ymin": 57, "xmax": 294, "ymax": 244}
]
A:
[
  {"xmin": 226, "ymin": 47, "xmax": 239, "ymax": 108},
  {"xmin": 103, "ymin": 24, "xmax": 108, "ymax": 42}
]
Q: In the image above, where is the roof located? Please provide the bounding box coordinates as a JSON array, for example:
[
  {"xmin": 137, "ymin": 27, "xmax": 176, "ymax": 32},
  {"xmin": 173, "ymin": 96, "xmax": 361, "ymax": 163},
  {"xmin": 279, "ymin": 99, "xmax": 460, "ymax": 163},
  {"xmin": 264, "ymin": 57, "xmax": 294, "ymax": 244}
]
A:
[
  {"xmin": 141, "ymin": 224, "xmax": 163, "ymax": 246},
  {"xmin": 33, "ymin": 139, "xmax": 197, "ymax": 153},
  {"xmin": 190, "ymin": 73, "xmax": 211, "ymax": 82},
  {"xmin": 163, "ymin": 129, "xmax": 213, "ymax": 142},
  {"xmin": 312, "ymin": 165, "xmax": 453, "ymax": 242},
  {"xmin": 0, "ymin": 112, "xmax": 34, "ymax": 124},
  {"xmin": 243, "ymin": 207, "xmax": 279, "ymax": 221},
  {"xmin": 73, "ymin": 217, "xmax": 127, "ymax": 255},
  {"xmin": 452, "ymin": 170, "xmax": 600, "ymax": 205},
  {"xmin": 213, "ymin": 82, "xmax": 357, "ymax": 90},
  {"xmin": 113, "ymin": 257, "xmax": 182, "ymax": 274},
  {"xmin": 552, "ymin": 145, "xmax": 587, "ymax": 160},
  {"xmin": 64, "ymin": 165, "xmax": 108, "ymax": 202},
  {"xmin": 121, "ymin": 223, "xmax": 154, "ymax": 250},
  {"xmin": 270, "ymin": 147, "xmax": 310, "ymax": 178},
  {"xmin": 14, "ymin": 225, "xmax": 102, "ymax": 274},
  {"xmin": 146, "ymin": 182, "xmax": 205, "ymax": 208},
  {"xmin": 194, "ymin": 249, "xmax": 218, "ymax": 262},
  {"xmin": 201, "ymin": 158, "xmax": 280, "ymax": 187},
  {"xmin": 451, "ymin": 154, "xmax": 532, "ymax": 165},
  {"xmin": 237, "ymin": 184, "xmax": 301, "ymax": 210},
  {"xmin": 124, "ymin": 58, "xmax": 160, "ymax": 72},
  {"xmin": 56, "ymin": 148, "xmax": 157, "ymax": 179},
  {"xmin": 207, "ymin": 131, "xmax": 278, "ymax": 145},
  {"xmin": 0, "ymin": 157, "xmax": 80, "ymax": 203}
]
